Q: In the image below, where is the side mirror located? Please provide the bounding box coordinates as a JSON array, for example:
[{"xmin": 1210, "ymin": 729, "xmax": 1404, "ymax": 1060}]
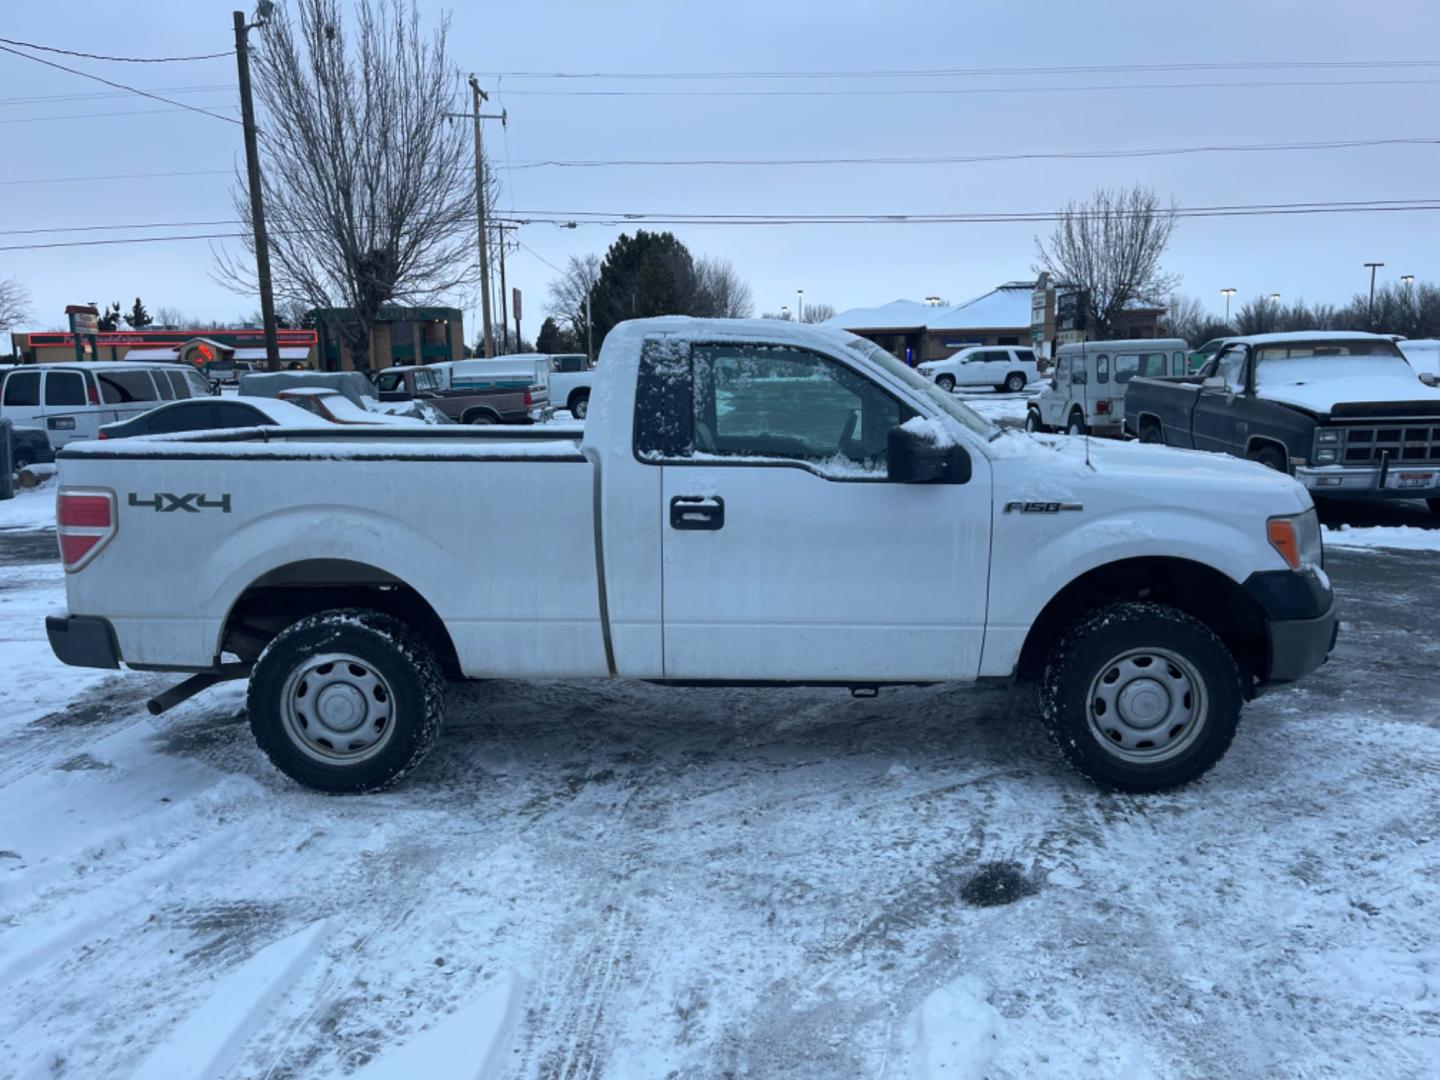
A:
[
  {"xmin": 886, "ymin": 423, "xmax": 972, "ymax": 484},
  {"xmin": 1201, "ymin": 376, "xmax": 1228, "ymax": 395}
]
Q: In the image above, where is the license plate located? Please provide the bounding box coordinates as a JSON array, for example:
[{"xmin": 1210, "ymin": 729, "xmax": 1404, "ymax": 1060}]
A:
[{"xmin": 1392, "ymin": 471, "xmax": 1437, "ymax": 490}]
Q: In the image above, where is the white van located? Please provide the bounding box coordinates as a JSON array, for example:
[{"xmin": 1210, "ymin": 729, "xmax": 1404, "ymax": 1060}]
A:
[
  {"xmin": 916, "ymin": 345, "xmax": 1039, "ymax": 393},
  {"xmin": 0, "ymin": 362, "xmax": 212, "ymax": 449},
  {"xmin": 1026, "ymin": 338, "xmax": 1189, "ymax": 436}
]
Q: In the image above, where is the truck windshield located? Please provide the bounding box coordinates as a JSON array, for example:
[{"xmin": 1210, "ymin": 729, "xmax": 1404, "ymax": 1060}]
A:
[
  {"xmin": 842, "ymin": 337, "xmax": 998, "ymax": 439},
  {"xmin": 1253, "ymin": 339, "xmax": 1411, "ymax": 388}
]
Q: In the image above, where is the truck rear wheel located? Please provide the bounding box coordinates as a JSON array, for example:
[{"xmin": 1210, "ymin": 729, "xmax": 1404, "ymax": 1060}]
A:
[
  {"xmin": 1040, "ymin": 601, "xmax": 1243, "ymax": 792},
  {"xmin": 1139, "ymin": 422, "xmax": 1164, "ymax": 444},
  {"xmin": 247, "ymin": 609, "xmax": 445, "ymax": 794},
  {"xmin": 570, "ymin": 393, "xmax": 589, "ymax": 419},
  {"xmin": 1067, "ymin": 412, "xmax": 1088, "ymax": 436}
]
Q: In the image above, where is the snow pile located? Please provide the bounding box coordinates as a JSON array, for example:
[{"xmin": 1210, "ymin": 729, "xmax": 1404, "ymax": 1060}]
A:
[
  {"xmin": 1323, "ymin": 524, "xmax": 1440, "ymax": 551},
  {"xmin": 0, "ymin": 485, "xmax": 56, "ymax": 531}
]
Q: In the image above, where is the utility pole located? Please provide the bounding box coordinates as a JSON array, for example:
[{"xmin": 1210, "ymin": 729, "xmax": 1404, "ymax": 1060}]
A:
[
  {"xmin": 496, "ymin": 223, "xmax": 513, "ymax": 355},
  {"xmin": 1364, "ymin": 262, "xmax": 1384, "ymax": 330},
  {"xmin": 468, "ymin": 77, "xmax": 495, "ymax": 357},
  {"xmin": 233, "ymin": 9, "xmax": 280, "ymax": 371},
  {"xmin": 585, "ymin": 291, "xmax": 593, "ymax": 362}
]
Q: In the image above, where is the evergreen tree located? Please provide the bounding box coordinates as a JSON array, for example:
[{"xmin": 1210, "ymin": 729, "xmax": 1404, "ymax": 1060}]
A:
[
  {"xmin": 588, "ymin": 230, "xmax": 702, "ymax": 346},
  {"xmin": 124, "ymin": 297, "xmax": 153, "ymax": 330},
  {"xmin": 536, "ymin": 316, "xmax": 578, "ymax": 354},
  {"xmin": 96, "ymin": 301, "xmax": 123, "ymax": 332}
]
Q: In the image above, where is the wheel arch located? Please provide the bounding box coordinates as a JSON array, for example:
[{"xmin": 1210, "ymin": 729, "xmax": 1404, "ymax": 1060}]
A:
[
  {"xmin": 218, "ymin": 558, "xmax": 462, "ymax": 677},
  {"xmin": 566, "ymin": 387, "xmax": 590, "ymax": 411},
  {"xmin": 1015, "ymin": 556, "xmax": 1268, "ymax": 687},
  {"xmin": 461, "ymin": 405, "xmax": 501, "ymax": 424},
  {"xmin": 1246, "ymin": 435, "xmax": 1290, "ymax": 470}
]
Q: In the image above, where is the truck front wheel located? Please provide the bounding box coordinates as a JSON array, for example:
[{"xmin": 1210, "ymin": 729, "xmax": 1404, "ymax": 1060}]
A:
[
  {"xmin": 247, "ymin": 609, "xmax": 445, "ymax": 794},
  {"xmin": 570, "ymin": 393, "xmax": 589, "ymax": 419},
  {"xmin": 1040, "ymin": 602, "xmax": 1243, "ymax": 792},
  {"xmin": 935, "ymin": 374, "xmax": 955, "ymax": 392}
]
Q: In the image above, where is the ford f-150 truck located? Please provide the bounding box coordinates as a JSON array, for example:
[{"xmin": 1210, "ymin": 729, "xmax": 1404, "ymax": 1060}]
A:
[
  {"xmin": 46, "ymin": 318, "xmax": 1336, "ymax": 795},
  {"xmin": 1125, "ymin": 331, "xmax": 1440, "ymax": 515}
]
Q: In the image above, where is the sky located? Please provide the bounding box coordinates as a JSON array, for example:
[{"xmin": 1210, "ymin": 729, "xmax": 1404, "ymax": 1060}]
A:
[{"xmin": 1, "ymin": 0, "xmax": 1438, "ymax": 339}]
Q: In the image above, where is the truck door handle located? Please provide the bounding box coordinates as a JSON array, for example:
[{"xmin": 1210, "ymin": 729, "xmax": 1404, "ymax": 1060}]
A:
[{"xmin": 670, "ymin": 495, "xmax": 725, "ymax": 531}]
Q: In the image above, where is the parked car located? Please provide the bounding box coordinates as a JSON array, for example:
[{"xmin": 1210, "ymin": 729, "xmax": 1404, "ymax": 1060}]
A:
[
  {"xmin": 372, "ymin": 364, "xmax": 544, "ymax": 425},
  {"xmin": 202, "ymin": 359, "xmax": 260, "ymax": 389},
  {"xmin": 48, "ymin": 317, "xmax": 1334, "ymax": 797},
  {"xmin": 1, "ymin": 362, "xmax": 214, "ymax": 448},
  {"xmin": 8, "ymin": 425, "xmax": 56, "ymax": 471},
  {"xmin": 276, "ymin": 387, "xmax": 426, "ymax": 426},
  {"xmin": 917, "ymin": 346, "xmax": 1039, "ymax": 394},
  {"xmin": 1026, "ymin": 339, "xmax": 1189, "ymax": 436},
  {"xmin": 542, "ymin": 353, "xmax": 596, "ymax": 419},
  {"xmin": 1125, "ymin": 331, "xmax": 1440, "ymax": 514},
  {"xmin": 1189, "ymin": 337, "xmax": 1234, "ymax": 372},
  {"xmin": 98, "ymin": 396, "xmax": 325, "ymax": 439},
  {"xmin": 440, "ymin": 357, "xmax": 559, "ymax": 420}
]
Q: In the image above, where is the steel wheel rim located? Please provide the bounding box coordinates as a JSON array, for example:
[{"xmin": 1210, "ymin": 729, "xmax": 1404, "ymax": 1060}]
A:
[
  {"xmin": 280, "ymin": 652, "xmax": 397, "ymax": 765},
  {"xmin": 937, "ymin": 376, "xmax": 954, "ymax": 391},
  {"xmin": 574, "ymin": 399, "xmax": 588, "ymax": 418},
  {"xmin": 1007, "ymin": 375, "xmax": 1024, "ymax": 391},
  {"xmin": 1085, "ymin": 646, "xmax": 1208, "ymax": 764}
]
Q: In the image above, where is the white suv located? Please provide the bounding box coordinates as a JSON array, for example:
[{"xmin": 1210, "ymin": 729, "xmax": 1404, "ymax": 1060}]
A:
[{"xmin": 917, "ymin": 346, "xmax": 1038, "ymax": 393}]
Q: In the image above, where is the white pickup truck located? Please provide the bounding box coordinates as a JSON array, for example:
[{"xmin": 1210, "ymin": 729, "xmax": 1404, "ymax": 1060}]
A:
[{"xmin": 47, "ymin": 318, "xmax": 1336, "ymax": 795}]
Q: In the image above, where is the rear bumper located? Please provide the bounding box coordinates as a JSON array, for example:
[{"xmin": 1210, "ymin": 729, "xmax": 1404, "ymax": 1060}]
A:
[
  {"xmin": 46, "ymin": 614, "xmax": 121, "ymax": 669},
  {"xmin": 1242, "ymin": 569, "xmax": 1338, "ymax": 686}
]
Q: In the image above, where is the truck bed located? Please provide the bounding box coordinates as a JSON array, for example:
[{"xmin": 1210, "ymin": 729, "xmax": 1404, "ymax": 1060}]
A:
[
  {"xmin": 55, "ymin": 426, "xmax": 607, "ymax": 677},
  {"xmin": 1123, "ymin": 374, "xmax": 1206, "ymax": 446}
]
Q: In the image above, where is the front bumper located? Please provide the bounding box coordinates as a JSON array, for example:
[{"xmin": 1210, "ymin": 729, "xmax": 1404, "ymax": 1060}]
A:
[
  {"xmin": 1242, "ymin": 569, "xmax": 1338, "ymax": 686},
  {"xmin": 1295, "ymin": 464, "xmax": 1440, "ymax": 500},
  {"xmin": 46, "ymin": 614, "xmax": 121, "ymax": 670}
]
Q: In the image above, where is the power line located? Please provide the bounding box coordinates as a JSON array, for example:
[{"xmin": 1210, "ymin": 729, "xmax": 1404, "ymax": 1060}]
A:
[
  {"xmin": 0, "ymin": 103, "xmax": 238, "ymax": 125},
  {"xmin": 0, "ymin": 36, "xmax": 233, "ymax": 63},
  {"xmin": 0, "ymin": 43, "xmax": 241, "ymax": 125},
  {"xmin": 0, "ymin": 83, "xmax": 232, "ymax": 107},
  {"xmin": 500, "ymin": 77, "xmax": 1440, "ymax": 98},
  {"xmin": 489, "ymin": 59, "xmax": 1440, "ymax": 80},
  {"xmin": 0, "ymin": 168, "xmax": 232, "ymax": 187},
  {"xmin": 0, "ymin": 232, "xmax": 242, "ymax": 253},
  {"xmin": 505, "ymin": 135, "xmax": 1440, "ymax": 171}
]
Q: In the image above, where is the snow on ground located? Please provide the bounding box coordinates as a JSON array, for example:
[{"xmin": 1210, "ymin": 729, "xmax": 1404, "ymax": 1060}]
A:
[
  {"xmin": 2, "ymin": 490, "xmax": 1439, "ymax": 1078},
  {"xmin": 953, "ymin": 387, "xmax": 1036, "ymax": 428},
  {"xmin": 1324, "ymin": 523, "xmax": 1440, "ymax": 551}
]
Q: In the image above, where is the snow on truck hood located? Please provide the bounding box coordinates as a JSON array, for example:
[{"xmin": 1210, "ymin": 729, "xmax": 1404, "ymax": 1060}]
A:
[
  {"xmin": 988, "ymin": 430, "xmax": 1308, "ymax": 510},
  {"xmin": 1256, "ymin": 374, "xmax": 1440, "ymax": 415}
]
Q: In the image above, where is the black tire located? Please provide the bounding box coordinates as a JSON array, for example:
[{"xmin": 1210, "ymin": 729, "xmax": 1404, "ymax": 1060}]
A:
[
  {"xmin": 1250, "ymin": 445, "xmax": 1286, "ymax": 472},
  {"xmin": 1139, "ymin": 422, "xmax": 1164, "ymax": 444},
  {"xmin": 1040, "ymin": 601, "xmax": 1244, "ymax": 792},
  {"xmin": 570, "ymin": 393, "xmax": 589, "ymax": 420},
  {"xmin": 12, "ymin": 448, "xmax": 35, "ymax": 471},
  {"xmin": 936, "ymin": 374, "xmax": 955, "ymax": 393},
  {"xmin": 1067, "ymin": 411, "xmax": 1088, "ymax": 436},
  {"xmin": 247, "ymin": 609, "xmax": 445, "ymax": 794},
  {"xmin": 1004, "ymin": 373, "xmax": 1026, "ymax": 393},
  {"xmin": 464, "ymin": 411, "xmax": 497, "ymax": 426},
  {"xmin": 1024, "ymin": 408, "xmax": 1045, "ymax": 434}
]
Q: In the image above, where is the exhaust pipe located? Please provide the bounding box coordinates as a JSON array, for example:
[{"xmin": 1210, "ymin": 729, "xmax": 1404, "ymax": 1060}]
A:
[{"xmin": 146, "ymin": 663, "xmax": 251, "ymax": 716}]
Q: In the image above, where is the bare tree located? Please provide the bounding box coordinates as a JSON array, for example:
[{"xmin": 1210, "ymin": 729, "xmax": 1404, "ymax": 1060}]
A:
[
  {"xmin": 1163, "ymin": 293, "xmax": 1208, "ymax": 342},
  {"xmin": 692, "ymin": 256, "xmax": 754, "ymax": 318},
  {"xmin": 0, "ymin": 276, "xmax": 33, "ymax": 332},
  {"xmin": 1234, "ymin": 296, "xmax": 1284, "ymax": 335},
  {"xmin": 153, "ymin": 305, "xmax": 188, "ymax": 329},
  {"xmin": 800, "ymin": 301, "xmax": 836, "ymax": 324},
  {"xmin": 214, "ymin": 0, "xmax": 474, "ymax": 372},
  {"xmin": 545, "ymin": 252, "xmax": 601, "ymax": 336},
  {"xmin": 1034, "ymin": 185, "xmax": 1179, "ymax": 340}
]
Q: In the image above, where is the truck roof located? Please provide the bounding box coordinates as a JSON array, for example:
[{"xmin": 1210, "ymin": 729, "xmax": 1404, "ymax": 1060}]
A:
[
  {"xmin": 1230, "ymin": 330, "xmax": 1397, "ymax": 345},
  {"xmin": 602, "ymin": 316, "xmax": 868, "ymax": 355}
]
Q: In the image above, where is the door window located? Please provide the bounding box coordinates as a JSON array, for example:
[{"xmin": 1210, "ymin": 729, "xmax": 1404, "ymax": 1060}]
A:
[
  {"xmin": 44, "ymin": 371, "xmax": 85, "ymax": 406},
  {"xmin": 97, "ymin": 370, "xmax": 160, "ymax": 403},
  {"xmin": 415, "ymin": 369, "xmax": 440, "ymax": 392},
  {"xmin": 374, "ymin": 372, "xmax": 403, "ymax": 393},
  {"xmin": 150, "ymin": 369, "xmax": 175, "ymax": 400},
  {"xmin": 1053, "ymin": 357, "xmax": 1069, "ymax": 388},
  {"xmin": 1096, "ymin": 355, "xmax": 1110, "ymax": 384},
  {"xmin": 692, "ymin": 344, "xmax": 909, "ymax": 474},
  {"xmin": 1015, "ymin": 349, "xmax": 1036, "ymax": 364},
  {"xmin": 164, "ymin": 370, "xmax": 192, "ymax": 399},
  {"xmin": 1215, "ymin": 347, "xmax": 1248, "ymax": 392},
  {"xmin": 144, "ymin": 403, "xmax": 213, "ymax": 434},
  {"xmin": 216, "ymin": 403, "xmax": 276, "ymax": 427},
  {"xmin": 1172, "ymin": 351, "xmax": 1186, "ymax": 375},
  {"xmin": 3, "ymin": 371, "xmax": 39, "ymax": 407}
]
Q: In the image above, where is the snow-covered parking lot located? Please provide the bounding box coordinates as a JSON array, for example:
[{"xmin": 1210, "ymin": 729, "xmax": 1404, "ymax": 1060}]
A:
[{"xmin": 3, "ymin": 478, "xmax": 1440, "ymax": 1078}]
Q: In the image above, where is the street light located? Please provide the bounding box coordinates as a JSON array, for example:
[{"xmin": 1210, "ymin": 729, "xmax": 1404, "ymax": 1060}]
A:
[
  {"xmin": 1400, "ymin": 274, "xmax": 1415, "ymax": 289},
  {"xmin": 924, "ymin": 296, "xmax": 943, "ymax": 306},
  {"xmin": 1269, "ymin": 293, "xmax": 1281, "ymax": 302},
  {"xmin": 779, "ymin": 305, "xmax": 790, "ymax": 321},
  {"xmin": 1220, "ymin": 288, "xmax": 1237, "ymax": 322},
  {"xmin": 797, "ymin": 289, "xmax": 804, "ymax": 323}
]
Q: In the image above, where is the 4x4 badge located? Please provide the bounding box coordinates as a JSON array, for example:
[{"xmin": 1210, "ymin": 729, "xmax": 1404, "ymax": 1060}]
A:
[{"xmin": 127, "ymin": 492, "xmax": 231, "ymax": 513}]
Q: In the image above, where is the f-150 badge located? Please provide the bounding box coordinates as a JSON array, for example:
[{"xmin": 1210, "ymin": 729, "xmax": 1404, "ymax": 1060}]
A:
[
  {"xmin": 1003, "ymin": 501, "xmax": 1082, "ymax": 513},
  {"xmin": 127, "ymin": 492, "xmax": 232, "ymax": 513}
]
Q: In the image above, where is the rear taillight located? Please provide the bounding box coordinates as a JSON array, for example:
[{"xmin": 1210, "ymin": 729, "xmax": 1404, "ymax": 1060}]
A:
[
  {"xmin": 1095, "ymin": 400, "xmax": 1110, "ymax": 415},
  {"xmin": 524, "ymin": 389, "xmax": 533, "ymax": 406},
  {"xmin": 57, "ymin": 488, "xmax": 117, "ymax": 571},
  {"xmin": 85, "ymin": 375, "xmax": 100, "ymax": 405}
]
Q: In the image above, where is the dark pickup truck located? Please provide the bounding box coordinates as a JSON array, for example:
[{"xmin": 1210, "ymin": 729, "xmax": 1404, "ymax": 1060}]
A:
[
  {"xmin": 1125, "ymin": 331, "xmax": 1440, "ymax": 514},
  {"xmin": 373, "ymin": 365, "xmax": 549, "ymax": 425}
]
